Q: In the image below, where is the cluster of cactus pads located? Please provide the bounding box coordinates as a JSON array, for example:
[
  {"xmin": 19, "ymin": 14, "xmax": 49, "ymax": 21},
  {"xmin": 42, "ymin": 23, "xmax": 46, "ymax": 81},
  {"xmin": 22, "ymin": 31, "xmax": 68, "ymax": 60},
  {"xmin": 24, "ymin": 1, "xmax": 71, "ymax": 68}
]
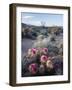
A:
[{"xmin": 22, "ymin": 48, "xmax": 63, "ymax": 77}]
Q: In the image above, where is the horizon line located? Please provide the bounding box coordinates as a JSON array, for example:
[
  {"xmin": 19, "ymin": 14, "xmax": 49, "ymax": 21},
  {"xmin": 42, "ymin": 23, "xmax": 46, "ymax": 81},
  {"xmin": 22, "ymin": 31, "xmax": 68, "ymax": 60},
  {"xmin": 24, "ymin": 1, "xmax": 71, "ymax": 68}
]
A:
[{"xmin": 22, "ymin": 22, "xmax": 63, "ymax": 27}]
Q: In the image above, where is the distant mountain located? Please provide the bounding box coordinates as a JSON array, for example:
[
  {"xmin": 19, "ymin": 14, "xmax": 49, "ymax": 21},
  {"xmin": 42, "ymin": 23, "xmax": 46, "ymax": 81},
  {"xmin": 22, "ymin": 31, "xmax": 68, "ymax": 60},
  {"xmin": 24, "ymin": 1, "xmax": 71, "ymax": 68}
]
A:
[
  {"xmin": 21, "ymin": 23, "xmax": 37, "ymax": 28},
  {"xmin": 21, "ymin": 23, "xmax": 63, "ymax": 28},
  {"xmin": 21, "ymin": 23, "xmax": 63, "ymax": 40},
  {"xmin": 21, "ymin": 23, "xmax": 63, "ymax": 33}
]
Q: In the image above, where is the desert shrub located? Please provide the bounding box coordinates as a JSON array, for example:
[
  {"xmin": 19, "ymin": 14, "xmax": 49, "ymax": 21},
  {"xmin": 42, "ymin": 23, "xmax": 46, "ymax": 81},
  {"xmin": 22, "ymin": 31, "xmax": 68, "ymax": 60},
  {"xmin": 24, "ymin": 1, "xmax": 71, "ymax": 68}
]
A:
[
  {"xmin": 41, "ymin": 21, "xmax": 46, "ymax": 28},
  {"xmin": 22, "ymin": 27, "xmax": 37, "ymax": 39},
  {"xmin": 47, "ymin": 45, "xmax": 59, "ymax": 56},
  {"xmin": 50, "ymin": 37, "xmax": 55, "ymax": 42},
  {"xmin": 33, "ymin": 35, "xmax": 48, "ymax": 48},
  {"xmin": 31, "ymin": 31, "xmax": 37, "ymax": 37},
  {"xmin": 52, "ymin": 56, "xmax": 63, "ymax": 75}
]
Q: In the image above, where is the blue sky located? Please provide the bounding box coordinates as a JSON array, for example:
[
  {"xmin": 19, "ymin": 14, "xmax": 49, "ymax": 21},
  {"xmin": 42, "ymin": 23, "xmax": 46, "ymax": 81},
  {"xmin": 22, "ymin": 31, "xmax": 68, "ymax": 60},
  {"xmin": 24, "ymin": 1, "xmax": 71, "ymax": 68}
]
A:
[{"xmin": 21, "ymin": 12, "xmax": 63, "ymax": 26}]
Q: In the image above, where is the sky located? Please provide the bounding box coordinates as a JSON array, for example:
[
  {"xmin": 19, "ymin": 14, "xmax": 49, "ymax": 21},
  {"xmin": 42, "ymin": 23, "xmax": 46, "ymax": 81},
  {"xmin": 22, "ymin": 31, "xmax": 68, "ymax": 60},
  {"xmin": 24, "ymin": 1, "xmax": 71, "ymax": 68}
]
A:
[{"xmin": 21, "ymin": 12, "xmax": 63, "ymax": 26}]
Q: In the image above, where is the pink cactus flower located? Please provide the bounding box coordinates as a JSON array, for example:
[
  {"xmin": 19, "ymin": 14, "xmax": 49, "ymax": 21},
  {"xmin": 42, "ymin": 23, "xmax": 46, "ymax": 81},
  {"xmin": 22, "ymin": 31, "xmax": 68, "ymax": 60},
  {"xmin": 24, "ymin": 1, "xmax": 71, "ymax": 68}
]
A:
[
  {"xmin": 42, "ymin": 48, "xmax": 48, "ymax": 54},
  {"xmin": 28, "ymin": 63, "xmax": 37, "ymax": 74},
  {"xmin": 27, "ymin": 48, "xmax": 37, "ymax": 57},
  {"xmin": 40, "ymin": 55, "xmax": 48, "ymax": 64},
  {"xmin": 31, "ymin": 48, "xmax": 37, "ymax": 55}
]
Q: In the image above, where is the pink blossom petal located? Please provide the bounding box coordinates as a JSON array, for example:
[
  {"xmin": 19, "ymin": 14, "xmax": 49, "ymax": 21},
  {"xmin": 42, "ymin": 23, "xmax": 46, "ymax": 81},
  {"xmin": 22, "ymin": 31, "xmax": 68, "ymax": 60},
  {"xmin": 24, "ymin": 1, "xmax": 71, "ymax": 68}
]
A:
[{"xmin": 40, "ymin": 55, "xmax": 48, "ymax": 62}]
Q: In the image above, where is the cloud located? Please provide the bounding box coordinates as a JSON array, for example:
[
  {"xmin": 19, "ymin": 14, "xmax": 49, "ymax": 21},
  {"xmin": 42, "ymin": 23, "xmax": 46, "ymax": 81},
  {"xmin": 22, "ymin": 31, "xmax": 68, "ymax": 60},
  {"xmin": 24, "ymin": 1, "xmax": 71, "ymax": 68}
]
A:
[{"xmin": 22, "ymin": 16, "xmax": 34, "ymax": 19}]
